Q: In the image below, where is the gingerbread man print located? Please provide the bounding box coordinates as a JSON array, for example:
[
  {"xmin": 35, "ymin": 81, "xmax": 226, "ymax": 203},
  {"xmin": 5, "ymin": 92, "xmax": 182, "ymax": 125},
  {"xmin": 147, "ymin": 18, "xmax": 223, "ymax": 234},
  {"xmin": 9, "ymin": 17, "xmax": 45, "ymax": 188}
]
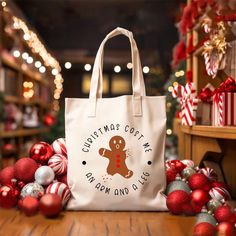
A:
[{"xmin": 99, "ymin": 135, "xmax": 133, "ymax": 178}]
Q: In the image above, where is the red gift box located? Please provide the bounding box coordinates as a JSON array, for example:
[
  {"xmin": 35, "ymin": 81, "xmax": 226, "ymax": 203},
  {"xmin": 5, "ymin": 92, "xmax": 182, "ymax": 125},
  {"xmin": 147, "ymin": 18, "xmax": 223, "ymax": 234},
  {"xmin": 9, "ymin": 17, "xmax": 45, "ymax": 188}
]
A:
[{"xmin": 213, "ymin": 77, "xmax": 236, "ymax": 126}]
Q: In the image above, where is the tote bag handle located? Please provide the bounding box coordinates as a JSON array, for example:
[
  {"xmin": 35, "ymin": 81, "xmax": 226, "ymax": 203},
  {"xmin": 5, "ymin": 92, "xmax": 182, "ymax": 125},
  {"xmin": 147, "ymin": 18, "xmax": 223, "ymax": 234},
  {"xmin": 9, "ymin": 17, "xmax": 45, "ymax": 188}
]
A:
[{"xmin": 88, "ymin": 27, "xmax": 146, "ymax": 117}]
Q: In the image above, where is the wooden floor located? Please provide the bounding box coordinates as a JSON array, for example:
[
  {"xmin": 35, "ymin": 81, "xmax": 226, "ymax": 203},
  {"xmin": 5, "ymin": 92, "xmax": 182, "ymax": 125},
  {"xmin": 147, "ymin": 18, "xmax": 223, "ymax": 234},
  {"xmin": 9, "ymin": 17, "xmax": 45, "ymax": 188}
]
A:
[{"xmin": 0, "ymin": 210, "xmax": 196, "ymax": 236}]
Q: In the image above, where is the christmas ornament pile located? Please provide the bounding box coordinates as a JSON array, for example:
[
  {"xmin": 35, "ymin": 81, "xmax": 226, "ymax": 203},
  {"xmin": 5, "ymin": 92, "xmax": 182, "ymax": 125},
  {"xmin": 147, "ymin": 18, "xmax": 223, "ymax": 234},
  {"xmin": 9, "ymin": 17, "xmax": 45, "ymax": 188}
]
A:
[
  {"xmin": 165, "ymin": 159, "xmax": 236, "ymax": 235},
  {"xmin": 0, "ymin": 138, "xmax": 71, "ymax": 218}
]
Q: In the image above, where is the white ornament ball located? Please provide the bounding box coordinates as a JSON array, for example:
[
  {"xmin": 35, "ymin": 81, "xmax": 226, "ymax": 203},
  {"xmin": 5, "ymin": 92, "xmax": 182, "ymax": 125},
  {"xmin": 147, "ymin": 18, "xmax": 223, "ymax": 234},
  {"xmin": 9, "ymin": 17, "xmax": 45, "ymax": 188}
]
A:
[
  {"xmin": 181, "ymin": 159, "xmax": 195, "ymax": 168},
  {"xmin": 46, "ymin": 182, "xmax": 71, "ymax": 206},
  {"xmin": 209, "ymin": 187, "xmax": 231, "ymax": 202},
  {"xmin": 35, "ymin": 166, "xmax": 55, "ymax": 186},
  {"xmin": 48, "ymin": 154, "xmax": 67, "ymax": 176},
  {"xmin": 52, "ymin": 138, "xmax": 67, "ymax": 157},
  {"xmin": 20, "ymin": 182, "xmax": 44, "ymax": 198}
]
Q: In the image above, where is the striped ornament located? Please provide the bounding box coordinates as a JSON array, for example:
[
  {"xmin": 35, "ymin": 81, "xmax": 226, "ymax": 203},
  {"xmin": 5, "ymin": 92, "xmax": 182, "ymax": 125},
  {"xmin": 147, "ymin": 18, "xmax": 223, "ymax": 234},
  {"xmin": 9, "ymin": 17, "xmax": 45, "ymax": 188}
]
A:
[
  {"xmin": 48, "ymin": 154, "xmax": 67, "ymax": 176},
  {"xmin": 46, "ymin": 182, "xmax": 71, "ymax": 206},
  {"xmin": 172, "ymin": 83, "xmax": 198, "ymax": 126},
  {"xmin": 52, "ymin": 138, "xmax": 67, "ymax": 157},
  {"xmin": 181, "ymin": 159, "xmax": 195, "ymax": 168},
  {"xmin": 200, "ymin": 167, "xmax": 218, "ymax": 181},
  {"xmin": 209, "ymin": 187, "xmax": 231, "ymax": 202}
]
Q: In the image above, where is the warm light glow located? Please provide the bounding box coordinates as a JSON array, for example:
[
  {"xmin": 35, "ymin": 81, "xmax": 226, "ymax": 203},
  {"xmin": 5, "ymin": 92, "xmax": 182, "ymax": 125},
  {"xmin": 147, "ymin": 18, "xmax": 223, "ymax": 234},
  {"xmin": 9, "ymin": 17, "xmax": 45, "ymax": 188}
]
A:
[
  {"xmin": 56, "ymin": 83, "xmax": 63, "ymax": 89},
  {"xmin": 167, "ymin": 102, "xmax": 172, "ymax": 108},
  {"xmin": 173, "ymin": 82, "xmax": 178, "ymax": 87},
  {"xmin": 35, "ymin": 61, "xmax": 41, "ymax": 68},
  {"xmin": 168, "ymin": 86, "xmax": 173, "ymax": 92},
  {"xmin": 52, "ymin": 68, "xmax": 58, "ymax": 75},
  {"xmin": 1, "ymin": 1, "xmax": 6, "ymax": 7},
  {"xmin": 13, "ymin": 50, "xmax": 20, "ymax": 58},
  {"xmin": 175, "ymin": 70, "xmax": 185, "ymax": 78},
  {"xmin": 22, "ymin": 52, "xmax": 29, "ymax": 60},
  {"xmin": 166, "ymin": 129, "xmax": 172, "ymax": 135},
  {"xmin": 65, "ymin": 62, "xmax": 72, "ymax": 69},
  {"xmin": 143, "ymin": 66, "xmax": 150, "ymax": 74},
  {"xmin": 114, "ymin": 65, "xmax": 121, "ymax": 73},
  {"xmin": 54, "ymin": 93, "xmax": 60, "ymax": 99},
  {"xmin": 26, "ymin": 56, "xmax": 33, "ymax": 64},
  {"xmin": 23, "ymin": 81, "xmax": 28, "ymax": 87},
  {"xmin": 127, "ymin": 62, "xmax": 132, "ymax": 69},
  {"xmin": 28, "ymin": 82, "xmax": 33, "ymax": 88},
  {"xmin": 23, "ymin": 33, "xmax": 31, "ymax": 41},
  {"xmin": 39, "ymin": 66, "xmax": 46, "ymax": 73},
  {"xmin": 84, "ymin": 64, "xmax": 91, "ymax": 72}
]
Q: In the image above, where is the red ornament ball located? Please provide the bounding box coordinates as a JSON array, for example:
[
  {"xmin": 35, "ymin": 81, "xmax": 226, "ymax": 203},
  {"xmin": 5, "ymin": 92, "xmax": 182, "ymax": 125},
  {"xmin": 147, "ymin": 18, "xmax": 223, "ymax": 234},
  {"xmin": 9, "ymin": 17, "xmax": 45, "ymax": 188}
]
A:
[
  {"xmin": 39, "ymin": 193, "xmax": 62, "ymax": 218},
  {"xmin": 188, "ymin": 173, "xmax": 210, "ymax": 191},
  {"xmin": 166, "ymin": 168, "xmax": 178, "ymax": 184},
  {"xmin": 21, "ymin": 196, "xmax": 39, "ymax": 216},
  {"xmin": 190, "ymin": 189, "xmax": 210, "ymax": 207},
  {"xmin": 216, "ymin": 222, "xmax": 236, "ymax": 236},
  {"xmin": 193, "ymin": 222, "xmax": 216, "ymax": 236},
  {"xmin": 230, "ymin": 210, "xmax": 236, "ymax": 224},
  {"xmin": 57, "ymin": 175, "xmax": 68, "ymax": 185},
  {"xmin": 165, "ymin": 160, "xmax": 186, "ymax": 173},
  {"xmin": 14, "ymin": 158, "xmax": 38, "ymax": 183},
  {"xmin": 18, "ymin": 199, "xmax": 23, "ymax": 210},
  {"xmin": 181, "ymin": 202, "xmax": 195, "ymax": 216},
  {"xmin": 0, "ymin": 185, "xmax": 19, "ymax": 208},
  {"xmin": 214, "ymin": 205, "xmax": 233, "ymax": 223},
  {"xmin": 30, "ymin": 142, "xmax": 54, "ymax": 165},
  {"xmin": 0, "ymin": 166, "xmax": 15, "ymax": 185},
  {"xmin": 166, "ymin": 190, "xmax": 190, "ymax": 215},
  {"xmin": 211, "ymin": 181, "xmax": 230, "ymax": 192},
  {"xmin": 44, "ymin": 114, "xmax": 56, "ymax": 127}
]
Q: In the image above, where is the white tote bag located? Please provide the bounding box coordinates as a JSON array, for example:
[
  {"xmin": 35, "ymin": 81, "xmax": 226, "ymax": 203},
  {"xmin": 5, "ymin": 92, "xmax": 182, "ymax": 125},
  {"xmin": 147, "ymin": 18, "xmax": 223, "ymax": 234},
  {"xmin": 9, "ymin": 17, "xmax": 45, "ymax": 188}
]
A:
[{"xmin": 65, "ymin": 27, "xmax": 167, "ymax": 211}]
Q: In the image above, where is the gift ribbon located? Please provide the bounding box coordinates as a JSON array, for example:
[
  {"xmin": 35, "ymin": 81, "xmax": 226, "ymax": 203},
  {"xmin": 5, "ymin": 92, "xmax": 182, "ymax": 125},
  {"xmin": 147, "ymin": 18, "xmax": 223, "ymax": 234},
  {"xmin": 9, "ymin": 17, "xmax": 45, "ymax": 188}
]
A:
[
  {"xmin": 198, "ymin": 83, "xmax": 215, "ymax": 103},
  {"xmin": 172, "ymin": 83, "xmax": 198, "ymax": 126}
]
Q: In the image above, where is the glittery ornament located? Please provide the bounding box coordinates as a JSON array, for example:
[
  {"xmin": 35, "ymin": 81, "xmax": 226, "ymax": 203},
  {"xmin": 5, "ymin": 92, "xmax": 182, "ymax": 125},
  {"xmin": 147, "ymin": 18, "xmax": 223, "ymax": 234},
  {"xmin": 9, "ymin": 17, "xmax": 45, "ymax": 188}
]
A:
[
  {"xmin": 20, "ymin": 182, "xmax": 44, "ymax": 199},
  {"xmin": 181, "ymin": 167, "xmax": 196, "ymax": 180},
  {"xmin": 196, "ymin": 213, "xmax": 217, "ymax": 226},
  {"xmin": 207, "ymin": 199, "xmax": 222, "ymax": 213},
  {"xmin": 30, "ymin": 141, "xmax": 54, "ymax": 165},
  {"xmin": 166, "ymin": 180, "xmax": 191, "ymax": 195},
  {"xmin": 34, "ymin": 166, "xmax": 55, "ymax": 186}
]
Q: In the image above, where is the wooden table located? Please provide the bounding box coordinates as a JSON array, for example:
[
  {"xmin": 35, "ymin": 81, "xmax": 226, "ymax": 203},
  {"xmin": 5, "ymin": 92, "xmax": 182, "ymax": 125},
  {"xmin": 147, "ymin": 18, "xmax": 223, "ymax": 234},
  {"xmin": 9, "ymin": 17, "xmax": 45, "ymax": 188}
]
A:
[{"xmin": 0, "ymin": 210, "xmax": 196, "ymax": 236}]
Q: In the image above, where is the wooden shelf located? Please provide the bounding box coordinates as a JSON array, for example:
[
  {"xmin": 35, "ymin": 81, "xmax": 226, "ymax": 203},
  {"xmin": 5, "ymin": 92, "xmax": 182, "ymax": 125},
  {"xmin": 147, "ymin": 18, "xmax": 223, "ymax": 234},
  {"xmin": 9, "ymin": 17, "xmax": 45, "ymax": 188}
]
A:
[
  {"xmin": 1, "ymin": 54, "xmax": 50, "ymax": 86},
  {"xmin": 0, "ymin": 128, "xmax": 50, "ymax": 138},
  {"xmin": 4, "ymin": 95, "xmax": 51, "ymax": 109},
  {"xmin": 181, "ymin": 125, "xmax": 236, "ymax": 140}
]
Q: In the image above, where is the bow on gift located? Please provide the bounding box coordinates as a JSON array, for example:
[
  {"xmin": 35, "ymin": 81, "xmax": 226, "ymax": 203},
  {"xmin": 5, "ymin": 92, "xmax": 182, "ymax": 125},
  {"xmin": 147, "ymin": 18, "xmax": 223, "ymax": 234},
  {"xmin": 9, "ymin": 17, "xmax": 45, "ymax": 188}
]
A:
[
  {"xmin": 172, "ymin": 83, "xmax": 198, "ymax": 126},
  {"xmin": 214, "ymin": 77, "xmax": 236, "ymax": 94},
  {"xmin": 198, "ymin": 83, "xmax": 215, "ymax": 103}
]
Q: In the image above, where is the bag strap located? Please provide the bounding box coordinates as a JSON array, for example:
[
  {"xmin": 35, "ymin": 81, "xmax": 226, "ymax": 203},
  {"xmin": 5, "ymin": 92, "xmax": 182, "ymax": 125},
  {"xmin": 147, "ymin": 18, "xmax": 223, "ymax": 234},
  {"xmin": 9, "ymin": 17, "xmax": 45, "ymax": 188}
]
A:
[{"xmin": 88, "ymin": 27, "xmax": 146, "ymax": 117}]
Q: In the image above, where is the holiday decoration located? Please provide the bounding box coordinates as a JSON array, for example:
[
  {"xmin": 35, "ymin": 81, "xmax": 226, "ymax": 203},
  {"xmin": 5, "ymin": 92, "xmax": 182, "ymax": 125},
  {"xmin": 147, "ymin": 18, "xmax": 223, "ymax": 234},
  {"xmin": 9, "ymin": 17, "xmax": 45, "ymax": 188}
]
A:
[
  {"xmin": 39, "ymin": 194, "xmax": 62, "ymax": 218},
  {"xmin": 166, "ymin": 190, "xmax": 190, "ymax": 215},
  {"xmin": 214, "ymin": 205, "xmax": 233, "ymax": 223},
  {"xmin": 165, "ymin": 160, "xmax": 186, "ymax": 173},
  {"xmin": 14, "ymin": 158, "xmax": 38, "ymax": 183},
  {"xmin": 0, "ymin": 185, "xmax": 19, "ymax": 208},
  {"xmin": 51, "ymin": 138, "xmax": 67, "ymax": 156},
  {"xmin": 166, "ymin": 180, "xmax": 191, "ymax": 195},
  {"xmin": 20, "ymin": 182, "xmax": 44, "ymax": 199},
  {"xmin": 57, "ymin": 175, "xmax": 68, "ymax": 185},
  {"xmin": 48, "ymin": 154, "xmax": 67, "ymax": 176},
  {"xmin": 209, "ymin": 187, "xmax": 231, "ymax": 202},
  {"xmin": 181, "ymin": 159, "xmax": 195, "ymax": 168},
  {"xmin": 213, "ymin": 77, "xmax": 236, "ymax": 126},
  {"xmin": 43, "ymin": 114, "xmax": 56, "ymax": 127},
  {"xmin": 207, "ymin": 199, "xmax": 222, "ymax": 213},
  {"xmin": 203, "ymin": 21, "xmax": 228, "ymax": 78},
  {"xmin": 20, "ymin": 196, "xmax": 39, "ymax": 216},
  {"xmin": 46, "ymin": 182, "xmax": 71, "ymax": 206},
  {"xmin": 216, "ymin": 222, "xmax": 236, "ymax": 236},
  {"xmin": 166, "ymin": 168, "xmax": 179, "ymax": 184},
  {"xmin": 196, "ymin": 213, "xmax": 217, "ymax": 226},
  {"xmin": 193, "ymin": 222, "xmax": 216, "ymax": 236},
  {"xmin": 188, "ymin": 173, "xmax": 210, "ymax": 191},
  {"xmin": 34, "ymin": 166, "xmax": 55, "ymax": 186},
  {"xmin": 190, "ymin": 190, "xmax": 210, "ymax": 208},
  {"xmin": 181, "ymin": 167, "xmax": 196, "ymax": 180},
  {"xmin": 172, "ymin": 82, "xmax": 198, "ymax": 126},
  {"xmin": 29, "ymin": 141, "xmax": 54, "ymax": 164},
  {"xmin": 200, "ymin": 167, "xmax": 217, "ymax": 181},
  {"xmin": 0, "ymin": 166, "xmax": 15, "ymax": 185}
]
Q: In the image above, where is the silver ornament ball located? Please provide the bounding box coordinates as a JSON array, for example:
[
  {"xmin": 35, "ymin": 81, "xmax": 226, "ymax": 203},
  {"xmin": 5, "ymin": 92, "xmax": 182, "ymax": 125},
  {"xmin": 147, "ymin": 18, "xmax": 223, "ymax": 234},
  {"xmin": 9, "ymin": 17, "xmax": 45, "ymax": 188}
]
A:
[
  {"xmin": 181, "ymin": 167, "xmax": 196, "ymax": 179},
  {"xmin": 166, "ymin": 180, "xmax": 191, "ymax": 195},
  {"xmin": 196, "ymin": 213, "xmax": 217, "ymax": 226},
  {"xmin": 207, "ymin": 199, "xmax": 222, "ymax": 213},
  {"xmin": 20, "ymin": 182, "xmax": 44, "ymax": 198},
  {"xmin": 35, "ymin": 166, "xmax": 55, "ymax": 186}
]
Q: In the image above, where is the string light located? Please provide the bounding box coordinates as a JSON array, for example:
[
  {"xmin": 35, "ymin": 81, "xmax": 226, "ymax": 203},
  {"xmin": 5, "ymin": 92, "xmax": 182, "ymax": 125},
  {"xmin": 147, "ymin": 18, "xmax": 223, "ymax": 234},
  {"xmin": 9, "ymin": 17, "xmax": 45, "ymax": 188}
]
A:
[
  {"xmin": 39, "ymin": 66, "xmax": 46, "ymax": 73},
  {"xmin": 35, "ymin": 61, "xmax": 41, "ymax": 68},
  {"xmin": 175, "ymin": 70, "xmax": 185, "ymax": 77},
  {"xmin": 173, "ymin": 82, "xmax": 178, "ymax": 87},
  {"xmin": 166, "ymin": 129, "xmax": 172, "ymax": 135},
  {"xmin": 114, "ymin": 65, "xmax": 121, "ymax": 73},
  {"xmin": 143, "ymin": 66, "xmax": 150, "ymax": 74},
  {"xmin": 1, "ymin": 1, "xmax": 6, "ymax": 7},
  {"xmin": 65, "ymin": 62, "xmax": 72, "ymax": 69},
  {"xmin": 26, "ymin": 56, "xmax": 33, "ymax": 64},
  {"xmin": 52, "ymin": 68, "xmax": 58, "ymax": 75},
  {"xmin": 168, "ymin": 86, "xmax": 173, "ymax": 92},
  {"xmin": 127, "ymin": 62, "xmax": 132, "ymax": 69},
  {"xmin": 13, "ymin": 50, "xmax": 20, "ymax": 58},
  {"xmin": 22, "ymin": 52, "xmax": 29, "ymax": 60},
  {"xmin": 23, "ymin": 33, "xmax": 30, "ymax": 41},
  {"xmin": 84, "ymin": 64, "xmax": 91, "ymax": 71}
]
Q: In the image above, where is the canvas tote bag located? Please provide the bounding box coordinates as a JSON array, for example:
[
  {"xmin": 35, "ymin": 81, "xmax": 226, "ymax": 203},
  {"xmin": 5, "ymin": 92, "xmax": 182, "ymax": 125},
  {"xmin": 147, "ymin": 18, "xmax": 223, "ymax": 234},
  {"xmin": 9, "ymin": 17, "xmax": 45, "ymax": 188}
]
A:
[{"xmin": 65, "ymin": 27, "xmax": 167, "ymax": 211}]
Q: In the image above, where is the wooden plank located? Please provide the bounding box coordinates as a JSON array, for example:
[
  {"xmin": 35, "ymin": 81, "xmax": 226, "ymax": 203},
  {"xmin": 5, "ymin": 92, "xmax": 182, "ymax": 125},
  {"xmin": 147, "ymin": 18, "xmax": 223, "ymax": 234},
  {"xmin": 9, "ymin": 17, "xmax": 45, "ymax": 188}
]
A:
[
  {"xmin": 0, "ymin": 128, "xmax": 50, "ymax": 138},
  {"xmin": 0, "ymin": 210, "xmax": 196, "ymax": 236}
]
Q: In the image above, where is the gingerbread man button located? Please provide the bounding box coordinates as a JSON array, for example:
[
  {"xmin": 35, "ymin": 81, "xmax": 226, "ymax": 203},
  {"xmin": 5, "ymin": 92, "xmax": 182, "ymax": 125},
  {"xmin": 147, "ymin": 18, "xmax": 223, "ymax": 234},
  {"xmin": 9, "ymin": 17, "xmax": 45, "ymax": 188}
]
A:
[{"xmin": 99, "ymin": 135, "xmax": 133, "ymax": 178}]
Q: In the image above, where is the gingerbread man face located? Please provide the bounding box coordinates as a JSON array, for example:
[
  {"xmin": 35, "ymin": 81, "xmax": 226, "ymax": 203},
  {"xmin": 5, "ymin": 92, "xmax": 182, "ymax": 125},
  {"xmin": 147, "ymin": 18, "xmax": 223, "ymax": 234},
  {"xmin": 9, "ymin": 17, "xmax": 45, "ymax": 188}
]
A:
[
  {"xmin": 99, "ymin": 135, "xmax": 133, "ymax": 178},
  {"xmin": 109, "ymin": 136, "xmax": 125, "ymax": 151}
]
